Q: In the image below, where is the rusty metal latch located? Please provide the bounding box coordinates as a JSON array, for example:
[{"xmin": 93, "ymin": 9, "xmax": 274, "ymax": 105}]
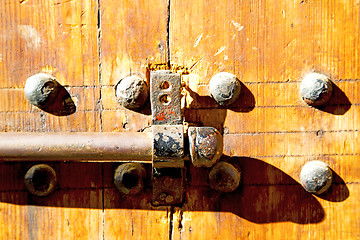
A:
[
  {"xmin": 150, "ymin": 70, "xmax": 185, "ymax": 205},
  {"xmin": 3, "ymin": 70, "xmax": 225, "ymax": 203}
]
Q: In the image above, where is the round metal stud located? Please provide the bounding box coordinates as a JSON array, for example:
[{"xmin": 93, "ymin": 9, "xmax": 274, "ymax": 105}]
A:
[
  {"xmin": 209, "ymin": 72, "xmax": 241, "ymax": 106},
  {"xmin": 209, "ymin": 162, "xmax": 241, "ymax": 192},
  {"xmin": 300, "ymin": 73, "xmax": 333, "ymax": 106},
  {"xmin": 115, "ymin": 75, "xmax": 149, "ymax": 109},
  {"xmin": 24, "ymin": 73, "xmax": 59, "ymax": 108},
  {"xmin": 188, "ymin": 127, "xmax": 223, "ymax": 167},
  {"xmin": 114, "ymin": 163, "xmax": 146, "ymax": 195},
  {"xmin": 300, "ymin": 160, "xmax": 332, "ymax": 194},
  {"xmin": 24, "ymin": 164, "xmax": 57, "ymax": 197}
]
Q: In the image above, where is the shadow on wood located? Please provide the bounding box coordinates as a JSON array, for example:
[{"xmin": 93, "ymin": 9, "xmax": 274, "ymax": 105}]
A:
[
  {"xmin": 184, "ymin": 157, "xmax": 329, "ymax": 224},
  {"xmin": 314, "ymin": 82, "xmax": 351, "ymax": 115},
  {"xmin": 37, "ymin": 83, "xmax": 76, "ymax": 116},
  {"xmin": 0, "ymin": 159, "xmax": 349, "ymax": 224}
]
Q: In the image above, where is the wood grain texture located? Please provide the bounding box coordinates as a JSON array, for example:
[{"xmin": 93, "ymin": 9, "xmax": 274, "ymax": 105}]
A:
[
  {"xmin": 0, "ymin": 0, "xmax": 360, "ymax": 239},
  {"xmin": 100, "ymin": 0, "xmax": 171, "ymax": 239},
  {"xmin": 171, "ymin": 0, "xmax": 360, "ymax": 239}
]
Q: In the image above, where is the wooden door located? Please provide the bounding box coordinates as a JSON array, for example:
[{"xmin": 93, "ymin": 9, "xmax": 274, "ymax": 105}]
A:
[{"xmin": 0, "ymin": 0, "xmax": 359, "ymax": 239}]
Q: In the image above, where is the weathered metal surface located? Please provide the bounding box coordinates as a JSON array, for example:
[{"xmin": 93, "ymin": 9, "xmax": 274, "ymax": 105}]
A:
[
  {"xmin": 24, "ymin": 164, "xmax": 57, "ymax": 197},
  {"xmin": 209, "ymin": 162, "xmax": 241, "ymax": 192},
  {"xmin": 152, "ymin": 168, "xmax": 184, "ymax": 206},
  {"xmin": 24, "ymin": 73, "xmax": 76, "ymax": 116},
  {"xmin": 300, "ymin": 160, "xmax": 333, "ymax": 194},
  {"xmin": 150, "ymin": 70, "xmax": 185, "ymax": 205},
  {"xmin": 153, "ymin": 125, "xmax": 184, "ymax": 168},
  {"xmin": 209, "ymin": 72, "xmax": 241, "ymax": 106},
  {"xmin": 0, "ymin": 132, "xmax": 152, "ymax": 162},
  {"xmin": 25, "ymin": 73, "xmax": 59, "ymax": 108},
  {"xmin": 115, "ymin": 75, "xmax": 149, "ymax": 109},
  {"xmin": 188, "ymin": 127, "xmax": 223, "ymax": 167},
  {"xmin": 150, "ymin": 70, "xmax": 182, "ymax": 125},
  {"xmin": 300, "ymin": 73, "xmax": 333, "ymax": 107},
  {"xmin": 114, "ymin": 163, "xmax": 147, "ymax": 195}
]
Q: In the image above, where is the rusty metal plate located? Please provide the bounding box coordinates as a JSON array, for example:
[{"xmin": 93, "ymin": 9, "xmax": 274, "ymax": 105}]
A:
[
  {"xmin": 150, "ymin": 70, "xmax": 185, "ymax": 206},
  {"xmin": 153, "ymin": 125, "xmax": 184, "ymax": 168},
  {"xmin": 150, "ymin": 70, "xmax": 182, "ymax": 125}
]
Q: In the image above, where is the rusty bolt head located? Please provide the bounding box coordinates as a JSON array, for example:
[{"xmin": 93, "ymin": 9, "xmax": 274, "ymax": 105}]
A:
[
  {"xmin": 25, "ymin": 73, "xmax": 59, "ymax": 107},
  {"xmin": 188, "ymin": 127, "xmax": 223, "ymax": 167},
  {"xmin": 115, "ymin": 75, "xmax": 149, "ymax": 109},
  {"xmin": 300, "ymin": 160, "xmax": 332, "ymax": 195},
  {"xmin": 209, "ymin": 72, "xmax": 241, "ymax": 106},
  {"xmin": 300, "ymin": 73, "xmax": 333, "ymax": 106},
  {"xmin": 24, "ymin": 164, "xmax": 57, "ymax": 197},
  {"xmin": 209, "ymin": 162, "xmax": 241, "ymax": 192},
  {"xmin": 114, "ymin": 163, "xmax": 146, "ymax": 195}
]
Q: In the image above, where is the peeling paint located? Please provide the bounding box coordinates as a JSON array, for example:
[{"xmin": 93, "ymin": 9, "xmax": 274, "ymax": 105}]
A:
[
  {"xmin": 231, "ymin": 20, "xmax": 244, "ymax": 31},
  {"xmin": 18, "ymin": 25, "xmax": 41, "ymax": 49},
  {"xmin": 214, "ymin": 46, "xmax": 226, "ymax": 56},
  {"xmin": 193, "ymin": 33, "xmax": 203, "ymax": 48}
]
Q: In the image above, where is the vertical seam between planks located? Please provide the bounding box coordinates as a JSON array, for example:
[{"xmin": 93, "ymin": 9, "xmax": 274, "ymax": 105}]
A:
[
  {"xmin": 97, "ymin": 1, "xmax": 105, "ymax": 239},
  {"xmin": 166, "ymin": 0, "xmax": 171, "ymax": 66},
  {"xmin": 167, "ymin": 2, "xmax": 175, "ymax": 239},
  {"xmin": 97, "ymin": 0, "xmax": 103, "ymax": 133}
]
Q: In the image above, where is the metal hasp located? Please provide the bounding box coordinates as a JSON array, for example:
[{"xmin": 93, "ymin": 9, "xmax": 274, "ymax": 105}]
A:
[{"xmin": 150, "ymin": 70, "xmax": 185, "ymax": 206}]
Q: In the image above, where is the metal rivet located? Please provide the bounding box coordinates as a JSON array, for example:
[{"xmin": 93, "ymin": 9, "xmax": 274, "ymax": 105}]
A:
[
  {"xmin": 114, "ymin": 163, "xmax": 146, "ymax": 195},
  {"xmin": 188, "ymin": 127, "xmax": 223, "ymax": 167},
  {"xmin": 300, "ymin": 73, "xmax": 333, "ymax": 106},
  {"xmin": 24, "ymin": 164, "xmax": 57, "ymax": 197},
  {"xmin": 25, "ymin": 73, "xmax": 59, "ymax": 108},
  {"xmin": 300, "ymin": 160, "xmax": 332, "ymax": 194},
  {"xmin": 209, "ymin": 72, "xmax": 241, "ymax": 106},
  {"xmin": 115, "ymin": 75, "xmax": 149, "ymax": 109},
  {"xmin": 209, "ymin": 162, "xmax": 241, "ymax": 192}
]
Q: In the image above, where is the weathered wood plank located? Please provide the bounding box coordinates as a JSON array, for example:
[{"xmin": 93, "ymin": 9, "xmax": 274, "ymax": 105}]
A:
[
  {"xmin": 170, "ymin": 0, "xmax": 360, "ymax": 239},
  {"xmin": 100, "ymin": 0, "xmax": 171, "ymax": 238}
]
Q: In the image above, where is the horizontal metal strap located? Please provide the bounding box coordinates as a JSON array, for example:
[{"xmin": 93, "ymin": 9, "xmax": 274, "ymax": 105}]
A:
[{"xmin": 0, "ymin": 132, "xmax": 153, "ymax": 162}]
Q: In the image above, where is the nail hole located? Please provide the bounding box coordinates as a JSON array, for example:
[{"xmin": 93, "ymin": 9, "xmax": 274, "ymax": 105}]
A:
[
  {"xmin": 159, "ymin": 94, "xmax": 171, "ymax": 105},
  {"xmin": 160, "ymin": 81, "xmax": 170, "ymax": 89}
]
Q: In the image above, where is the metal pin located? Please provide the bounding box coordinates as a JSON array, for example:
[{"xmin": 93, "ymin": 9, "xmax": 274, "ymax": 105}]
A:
[
  {"xmin": 24, "ymin": 73, "xmax": 59, "ymax": 108},
  {"xmin": 209, "ymin": 72, "xmax": 241, "ymax": 106},
  {"xmin": 188, "ymin": 127, "xmax": 223, "ymax": 167},
  {"xmin": 114, "ymin": 163, "xmax": 146, "ymax": 195},
  {"xmin": 300, "ymin": 160, "xmax": 332, "ymax": 194},
  {"xmin": 209, "ymin": 162, "xmax": 241, "ymax": 192},
  {"xmin": 24, "ymin": 164, "xmax": 57, "ymax": 197},
  {"xmin": 115, "ymin": 75, "xmax": 149, "ymax": 109},
  {"xmin": 300, "ymin": 73, "xmax": 333, "ymax": 106}
]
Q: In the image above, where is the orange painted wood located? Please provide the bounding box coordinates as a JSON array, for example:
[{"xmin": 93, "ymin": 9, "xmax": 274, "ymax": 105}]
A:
[
  {"xmin": 170, "ymin": 0, "xmax": 360, "ymax": 239},
  {"xmin": 0, "ymin": 0, "xmax": 360, "ymax": 239}
]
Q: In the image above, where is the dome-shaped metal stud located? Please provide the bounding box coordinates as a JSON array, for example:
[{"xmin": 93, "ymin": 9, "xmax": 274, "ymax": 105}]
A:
[
  {"xmin": 209, "ymin": 72, "xmax": 241, "ymax": 106},
  {"xmin": 24, "ymin": 164, "xmax": 57, "ymax": 197},
  {"xmin": 114, "ymin": 163, "xmax": 147, "ymax": 195},
  {"xmin": 209, "ymin": 162, "xmax": 241, "ymax": 192},
  {"xmin": 24, "ymin": 73, "xmax": 59, "ymax": 108},
  {"xmin": 300, "ymin": 73, "xmax": 333, "ymax": 106},
  {"xmin": 300, "ymin": 160, "xmax": 332, "ymax": 194},
  {"xmin": 115, "ymin": 75, "xmax": 149, "ymax": 109}
]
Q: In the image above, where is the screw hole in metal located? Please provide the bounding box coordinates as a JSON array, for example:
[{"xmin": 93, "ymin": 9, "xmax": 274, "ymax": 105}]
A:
[
  {"xmin": 159, "ymin": 94, "xmax": 171, "ymax": 105},
  {"xmin": 160, "ymin": 81, "xmax": 170, "ymax": 89}
]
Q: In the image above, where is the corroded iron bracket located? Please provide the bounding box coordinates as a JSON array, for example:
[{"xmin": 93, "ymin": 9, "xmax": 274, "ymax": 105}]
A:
[{"xmin": 150, "ymin": 70, "xmax": 185, "ymax": 206}]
